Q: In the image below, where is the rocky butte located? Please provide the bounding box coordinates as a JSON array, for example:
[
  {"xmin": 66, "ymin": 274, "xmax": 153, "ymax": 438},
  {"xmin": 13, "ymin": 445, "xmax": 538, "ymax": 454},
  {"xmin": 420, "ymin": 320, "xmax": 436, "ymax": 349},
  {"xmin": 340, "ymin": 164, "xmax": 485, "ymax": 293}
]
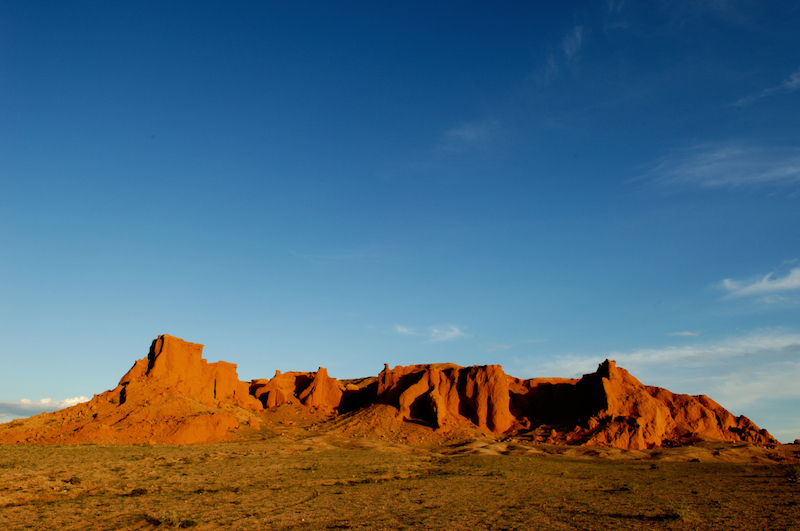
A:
[{"xmin": 0, "ymin": 334, "xmax": 777, "ymax": 449}]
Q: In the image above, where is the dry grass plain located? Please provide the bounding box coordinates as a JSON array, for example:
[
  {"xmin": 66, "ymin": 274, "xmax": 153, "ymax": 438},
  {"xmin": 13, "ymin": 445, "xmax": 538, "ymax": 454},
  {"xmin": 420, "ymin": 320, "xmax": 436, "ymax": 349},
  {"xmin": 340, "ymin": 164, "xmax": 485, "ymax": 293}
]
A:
[{"xmin": 1, "ymin": 426, "xmax": 799, "ymax": 531}]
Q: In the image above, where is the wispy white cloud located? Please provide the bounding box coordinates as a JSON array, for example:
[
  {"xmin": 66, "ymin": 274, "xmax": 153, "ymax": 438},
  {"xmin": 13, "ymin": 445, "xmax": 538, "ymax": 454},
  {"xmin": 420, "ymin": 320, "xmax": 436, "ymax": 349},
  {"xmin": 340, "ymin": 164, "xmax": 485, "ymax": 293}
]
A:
[
  {"xmin": 529, "ymin": 330, "xmax": 800, "ymax": 379},
  {"xmin": 720, "ymin": 266, "xmax": 800, "ymax": 299},
  {"xmin": 429, "ymin": 325, "xmax": 468, "ymax": 342},
  {"xmin": 0, "ymin": 396, "xmax": 89, "ymax": 424},
  {"xmin": 437, "ymin": 120, "xmax": 497, "ymax": 153},
  {"xmin": 525, "ymin": 331, "xmax": 800, "ymax": 430},
  {"xmin": 562, "ymin": 26, "xmax": 584, "ymax": 61},
  {"xmin": 735, "ymin": 67, "xmax": 800, "ymax": 107},
  {"xmin": 540, "ymin": 52, "xmax": 559, "ymax": 83},
  {"xmin": 396, "ymin": 324, "xmax": 469, "ymax": 342},
  {"xmin": 607, "ymin": 0, "xmax": 626, "ymax": 14},
  {"xmin": 702, "ymin": 360, "xmax": 800, "ymax": 410},
  {"xmin": 484, "ymin": 344, "xmax": 511, "ymax": 352},
  {"xmin": 535, "ymin": 25, "xmax": 585, "ymax": 84},
  {"xmin": 395, "ymin": 325, "xmax": 420, "ymax": 336},
  {"xmin": 668, "ymin": 331, "xmax": 700, "ymax": 337},
  {"xmin": 610, "ymin": 332, "xmax": 800, "ymax": 366},
  {"xmin": 445, "ymin": 123, "xmax": 488, "ymax": 143},
  {"xmin": 643, "ymin": 144, "xmax": 800, "ymax": 188},
  {"xmin": 518, "ymin": 329, "xmax": 800, "ymax": 441}
]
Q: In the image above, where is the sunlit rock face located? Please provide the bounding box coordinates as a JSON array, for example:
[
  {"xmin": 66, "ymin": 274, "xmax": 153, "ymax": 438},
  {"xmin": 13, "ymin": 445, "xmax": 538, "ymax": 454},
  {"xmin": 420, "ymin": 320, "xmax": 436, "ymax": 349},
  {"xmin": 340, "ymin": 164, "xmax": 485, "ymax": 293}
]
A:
[
  {"xmin": 119, "ymin": 334, "xmax": 261, "ymax": 410},
  {"xmin": 0, "ymin": 335, "xmax": 777, "ymax": 448},
  {"xmin": 0, "ymin": 335, "xmax": 263, "ymax": 444},
  {"xmin": 376, "ymin": 363, "xmax": 514, "ymax": 433},
  {"xmin": 250, "ymin": 367, "xmax": 343, "ymax": 410},
  {"xmin": 508, "ymin": 360, "xmax": 774, "ymax": 449}
]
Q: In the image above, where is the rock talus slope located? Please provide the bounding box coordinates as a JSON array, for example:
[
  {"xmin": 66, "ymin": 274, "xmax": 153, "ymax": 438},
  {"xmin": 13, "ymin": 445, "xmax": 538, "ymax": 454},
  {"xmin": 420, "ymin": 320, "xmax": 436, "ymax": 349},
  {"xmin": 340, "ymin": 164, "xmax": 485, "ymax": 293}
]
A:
[{"xmin": 0, "ymin": 335, "xmax": 777, "ymax": 448}]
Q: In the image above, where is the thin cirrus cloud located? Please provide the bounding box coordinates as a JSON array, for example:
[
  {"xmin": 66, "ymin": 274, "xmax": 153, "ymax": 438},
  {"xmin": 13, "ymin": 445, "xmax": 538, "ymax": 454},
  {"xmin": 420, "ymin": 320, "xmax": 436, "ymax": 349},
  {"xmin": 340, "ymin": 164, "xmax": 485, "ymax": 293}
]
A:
[
  {"xmin": 699, "ymin": 359, "xmax": 800, "ymax": 413},
  {"xmin": 720, "ymin": 266, "xmax": 800, "ymax": 299},
  {"xmin": 538, "ymin": 25, "xmax": 584, "ymax": 83},
  {"xmin": 735, "ymin": 67, "xmax": 800, "ymax": 107},
  {"xmin": 484, "ymin": 344, "xmax": 512, "ymax": 352},
  {"xmin": 437, "ymin": 120, "xmax": 498, "ymax": 154},
  {"xmin": 394, "ymin": 325, "xmax": 421, "ymax": 336},
  {"xmin": 395, "ymin": 324, "xmax": 468, "ymax": 342},
  {"xmin": 525, "ymin": 330, "xmax": 800, "ymax": 424},
  {"xmin": 562, "ymin": 26, "xmax": 584, "ymax": 61},
  {"xmin": 642, "ymin": 144, "xmax": 800, "ymax": 188},
  {"xmin": 429, "ymin": 325, "xmax": 468, "ymax": 342},
  {"xmin": 606, "ymin": 0, "xmax": 625, "ymax": 14},
  {"xmin": 668, "ymin": 331, "xmax": 700, "ymax": 337},
  {"xmin": 533, "ymin": 330, "xmax": 800, "ymax": 380}
]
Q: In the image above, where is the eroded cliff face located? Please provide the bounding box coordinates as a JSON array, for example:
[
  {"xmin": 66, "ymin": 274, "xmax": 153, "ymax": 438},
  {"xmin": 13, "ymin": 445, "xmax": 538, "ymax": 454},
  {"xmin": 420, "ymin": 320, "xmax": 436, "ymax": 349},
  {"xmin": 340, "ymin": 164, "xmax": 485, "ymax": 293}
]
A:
[
  {"xmin": 250, "ymin": 368, "xmax": 343, "ymax": 410},
  {"xmin": 0, "ymin": 335, "xmax": 262, "ymax": 444},
  {"xmin": 376, "ymin": 363, "xmax": 514, "ymax": 433},
  {"xmin": 247, "ymin": 362, "xmax": 516, "ymax": 434},
  {"xmin": 118, "ymin": 335, "xmax": 261, "ymax": 410},
  {"xmin": 162, "ymin": 352, "xmax": 775, "ymax": 448},
  {"xmin": 588, "ymin": 360, "xmax": 773, "ymax": 449},
  {"xmin": 0, "ymin": 335, "xmax": 777, "ymax": 448},
  {"xmin": 507, "ymin": 360, "xmax": 774, "ymax": 449}
]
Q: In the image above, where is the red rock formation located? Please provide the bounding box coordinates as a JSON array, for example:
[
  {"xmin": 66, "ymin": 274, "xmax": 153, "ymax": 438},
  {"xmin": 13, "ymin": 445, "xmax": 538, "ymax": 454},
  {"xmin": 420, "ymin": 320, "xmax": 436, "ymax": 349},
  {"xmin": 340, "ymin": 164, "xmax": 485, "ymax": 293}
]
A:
[
  {"xmin": 586, "ymin": 360, "xmax": 774, "ymax": 449},
  {"xmin": 377, "ymin": 363, "xmax": 515, "ymax": 433},
  {"xmin": 510, "ymin": 360, "xmax": 775, "ymax": 449},
  {"xmin": 251, "ymin": 371, "xmax": 314, "ymax": 408},
  {"xmin": 0, "ymin": 335, "xmax": 778, "ymax": 449},
  {"xmin": 299, "ymin": 368, "xmax": 344, "ymax": 409},
  {"xmin": 0, "ymin": 335, "xmax": 262, "ymax": 444},
  {"xmin": 118, "ymin": 335, "xmax": 261, "ymax": 410},
  {"xmin": 250, "ymin": 368, "xmax": 343, "ymax": 410}
]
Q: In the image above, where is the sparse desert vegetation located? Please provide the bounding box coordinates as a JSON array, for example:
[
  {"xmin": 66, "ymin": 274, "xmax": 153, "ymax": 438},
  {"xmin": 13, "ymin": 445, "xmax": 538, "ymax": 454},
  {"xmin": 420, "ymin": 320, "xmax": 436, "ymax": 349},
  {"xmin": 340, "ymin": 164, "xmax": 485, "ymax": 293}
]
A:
[
  {"xmin": 1, "ymin": 432, "xmax": 799, "ymax": 530},
  {"xmin": 2, "ymin": 334, "xmax": 797, "ymax": 529}
]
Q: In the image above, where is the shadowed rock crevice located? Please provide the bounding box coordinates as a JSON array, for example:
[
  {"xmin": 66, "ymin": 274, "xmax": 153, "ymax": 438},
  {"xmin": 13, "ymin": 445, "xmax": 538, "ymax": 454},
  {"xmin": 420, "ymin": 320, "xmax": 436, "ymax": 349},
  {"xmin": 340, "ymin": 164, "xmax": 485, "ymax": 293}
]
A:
[{"xmin": 337, "ymin": 378, "xmax": 378, "ymax": 413}]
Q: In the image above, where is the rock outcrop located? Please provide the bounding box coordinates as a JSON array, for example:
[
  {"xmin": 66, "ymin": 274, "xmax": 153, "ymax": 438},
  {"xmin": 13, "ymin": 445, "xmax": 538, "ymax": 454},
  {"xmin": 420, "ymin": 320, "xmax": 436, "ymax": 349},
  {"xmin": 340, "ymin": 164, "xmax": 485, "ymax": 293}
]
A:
[
  {"xmin": 0, "ymin": 335, "xmax": 778, "ymax": 449},
  {"xmin": 250, "ymin": 368, "xmax": 343, "ymax": 410},
  {"xmin": 509, "ymin": 360, "xmax": 774, "ymax": 449},
  {"xmin": 118, "ymin": 334, "xmax": 261, "ymax": 410},
  {"xmin": 243, "ymin": 358, "xmax": 774, "ymax": 449},
  {"xmin": 376, "ymin": 363, "xmax": 514, "ymax": 433},
  {"xmin": 0, "ymin": 335, "xmax": 262, "ymax": 444}
]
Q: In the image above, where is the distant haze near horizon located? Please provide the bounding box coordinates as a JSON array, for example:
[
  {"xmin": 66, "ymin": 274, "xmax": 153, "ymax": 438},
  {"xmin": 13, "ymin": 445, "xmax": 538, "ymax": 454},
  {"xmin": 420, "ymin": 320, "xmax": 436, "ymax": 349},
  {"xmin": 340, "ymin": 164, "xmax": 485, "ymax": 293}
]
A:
[{"xmin": 1, "ymin": 2, "xmax": 799, "ymax": 442}]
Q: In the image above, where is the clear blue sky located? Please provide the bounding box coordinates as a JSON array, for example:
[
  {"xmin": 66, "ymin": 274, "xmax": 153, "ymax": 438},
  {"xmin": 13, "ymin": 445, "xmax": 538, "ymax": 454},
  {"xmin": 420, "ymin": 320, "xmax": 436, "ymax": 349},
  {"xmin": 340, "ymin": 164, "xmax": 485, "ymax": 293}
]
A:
[{"xmin": 2, "ymin": 1, "xmax": 799, "ymax": 441}]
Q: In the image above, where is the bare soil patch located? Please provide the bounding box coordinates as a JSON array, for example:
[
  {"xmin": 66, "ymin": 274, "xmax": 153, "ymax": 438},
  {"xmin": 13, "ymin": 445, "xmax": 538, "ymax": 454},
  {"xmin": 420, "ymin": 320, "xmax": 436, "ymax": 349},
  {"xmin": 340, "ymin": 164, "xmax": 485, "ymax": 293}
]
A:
[{"xmin": 1, "ymin": 432, "xmax": 798, "ymax": 530}]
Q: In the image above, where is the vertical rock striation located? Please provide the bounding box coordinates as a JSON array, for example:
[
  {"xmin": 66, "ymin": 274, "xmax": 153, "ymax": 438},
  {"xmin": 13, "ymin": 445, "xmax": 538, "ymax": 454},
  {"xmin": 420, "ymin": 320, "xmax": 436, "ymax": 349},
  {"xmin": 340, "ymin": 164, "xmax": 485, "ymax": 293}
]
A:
[{"xmin": 119, "ymin": 334, "xmax": 261, "ymax": 410}]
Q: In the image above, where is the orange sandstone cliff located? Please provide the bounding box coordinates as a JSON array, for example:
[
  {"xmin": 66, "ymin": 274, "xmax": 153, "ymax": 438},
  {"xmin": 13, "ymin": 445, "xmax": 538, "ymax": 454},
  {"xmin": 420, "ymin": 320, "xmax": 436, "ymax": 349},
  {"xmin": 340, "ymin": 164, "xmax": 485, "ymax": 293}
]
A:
[
  {"xmin": 250, "ymin": 367, "xmax": 343, "ymax": 410},
  {"xmin": 119, "ymin": 334, "xmax": 261, "ymax": 410},
  {"xmin": 0, "ymin": 335, "xmax": 262, "ymax": 444},
  {"xmin": 507, "ymin": 360, "xmax": 774, "ymax": 449},
  {"xmin": 375, "ymin": 363, "xmax": 515, "ymax": 433},
  {"xmin": 0, "ymin": 335, "xmax": 777, "ymax": 449}
]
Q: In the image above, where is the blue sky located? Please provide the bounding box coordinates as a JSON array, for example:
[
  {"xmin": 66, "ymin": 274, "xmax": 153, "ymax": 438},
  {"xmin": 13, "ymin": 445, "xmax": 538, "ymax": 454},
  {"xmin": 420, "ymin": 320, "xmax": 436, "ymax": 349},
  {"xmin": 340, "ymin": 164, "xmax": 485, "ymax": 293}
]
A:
[{"xmin": 2, "ymin": 1, "xmax": 799, "ymax": 441}]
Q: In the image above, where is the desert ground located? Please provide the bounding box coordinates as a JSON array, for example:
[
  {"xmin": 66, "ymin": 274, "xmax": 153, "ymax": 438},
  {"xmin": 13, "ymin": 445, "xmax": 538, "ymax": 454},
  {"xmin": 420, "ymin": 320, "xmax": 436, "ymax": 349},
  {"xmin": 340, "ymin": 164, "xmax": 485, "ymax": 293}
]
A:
[
  {"xmin": 2, "ymin": 336, "xmax": 797, "ymax": 529},
  {"xmin": 2, "ymin": 424, "xmax": 799, "ymax": 531}
]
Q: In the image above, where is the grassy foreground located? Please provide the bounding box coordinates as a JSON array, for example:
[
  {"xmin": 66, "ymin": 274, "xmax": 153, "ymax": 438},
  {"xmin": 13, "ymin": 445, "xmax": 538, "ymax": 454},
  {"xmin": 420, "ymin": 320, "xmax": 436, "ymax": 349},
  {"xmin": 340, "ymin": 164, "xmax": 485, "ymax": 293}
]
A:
[{"xmin": 1, "ymin": 433, "xmax": 798, "ymax": 530}]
